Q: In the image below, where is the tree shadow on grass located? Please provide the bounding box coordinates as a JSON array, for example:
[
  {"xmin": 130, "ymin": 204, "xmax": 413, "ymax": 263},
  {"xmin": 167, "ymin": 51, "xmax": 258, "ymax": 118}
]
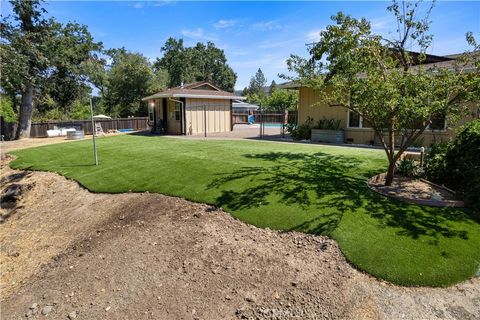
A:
[{"xmin": 208, "ymin": 151, "xmax": 478, "ymax": 242}]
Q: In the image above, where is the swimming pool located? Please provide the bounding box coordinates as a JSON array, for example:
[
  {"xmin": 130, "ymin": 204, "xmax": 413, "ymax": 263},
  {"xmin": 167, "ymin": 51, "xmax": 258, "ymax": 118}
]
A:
[{"xmin": 248, "ymin": 123, "xmax": 284, "ymax": 128}]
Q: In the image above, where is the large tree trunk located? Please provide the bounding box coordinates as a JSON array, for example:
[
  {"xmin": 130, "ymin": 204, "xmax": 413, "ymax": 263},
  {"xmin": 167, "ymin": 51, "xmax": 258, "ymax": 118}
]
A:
[
  {"xmin": 385, "ymin": 126, "xmax": 396, "ymax": 186},
  {"xmin": 385, "ymin": 161, "xmax": 396, "ymax": 186},
  {"xmin": 16, "ymin": 83, "xmax": 34, "ymax": 139}
]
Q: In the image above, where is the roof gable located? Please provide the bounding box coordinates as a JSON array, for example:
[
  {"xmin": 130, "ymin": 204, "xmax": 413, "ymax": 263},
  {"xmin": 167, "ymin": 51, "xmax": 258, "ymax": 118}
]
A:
[
  {"xmin": 173, "ymin": 81, "xmax": 222, "ymax": 91},
  {"xmin": 142, "ymin": 81, "xmax": 245, "ymax": 101}
]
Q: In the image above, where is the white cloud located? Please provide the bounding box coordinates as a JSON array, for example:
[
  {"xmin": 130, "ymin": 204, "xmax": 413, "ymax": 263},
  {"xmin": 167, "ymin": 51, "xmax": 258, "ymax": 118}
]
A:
[
  {"xmin": 153, "ymin": 0, "xmax": 175, "ymax": 7},
  {"xmin": 214, "ymin": 19, "xmax": 237, "ymax": 29},
  {"xmin": 258, "ymin": 38, "xmax": 302, "ymax": 49},
  {"xmin": 231, "ymin": 54, "xmax": 289, "ymax": 89},
  {"xmin": 181, "ymin": 28, "xmax": 204, "ymax": 38},
  {"xmin": 181, "ymin": 28, "xmax": 218, "ymax": 41},
  {"xmin": 251, "ymin": 20, "xmax": 283, "ymax": 31},
  {"xmin": 306, "ymin": 29, "xmax": 324, "ymax": 42},
  {"xmin": 132, "ymin": 2, "xmax": 144, "ymax": 9},
  {"xmin": 132, "ymin": 1, "xmax": 174, "ymax": 9},
  {"xmin": 370, "ymin": 17, "xmax": 393, "ymax": 32},
  {"xmin": 231, "ymin": 54, "xmax": 287, "ymax": 70}
]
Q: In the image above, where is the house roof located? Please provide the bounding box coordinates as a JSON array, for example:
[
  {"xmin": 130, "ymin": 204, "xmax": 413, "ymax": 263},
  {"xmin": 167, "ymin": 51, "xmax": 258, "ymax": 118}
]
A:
[
  {"xmin": 278, "ymin": 81, "xmax": 302, "ymax": 90},
  {"xmin": 142, "ymin": 81, "xmax": 245, "ymax": 101},
  {"xmin": 278, "ymin": 51, "xmax": 478, "ymax": 90},
  {"xmin": 232, "ymin": 101, "xmax": 260, "ymax": 110}
]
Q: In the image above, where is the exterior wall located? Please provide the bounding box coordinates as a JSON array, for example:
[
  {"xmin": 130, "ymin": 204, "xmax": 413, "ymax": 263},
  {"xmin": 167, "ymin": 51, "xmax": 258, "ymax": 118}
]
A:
[
  {"xmin": 185, "ymin": 98, "xmax": 232, "ymax": 135},
  {"xmin": 298, "ymin": 87, "xmax": 348, "ymax": 126},
  {"xmin": 298, "ymin": 87, "xmax": 479, "ymax": 147}
]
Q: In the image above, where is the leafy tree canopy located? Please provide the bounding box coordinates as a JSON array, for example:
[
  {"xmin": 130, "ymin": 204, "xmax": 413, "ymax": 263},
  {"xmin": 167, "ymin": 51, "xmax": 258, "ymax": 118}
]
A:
[
  {"xmin": 155, "ymin": 38, "xmax": 237, "ymax": 91},
  {"xmin": 103, "ymin": 49, "xmax": 168, "ymax": 117},
  {"xmin": 0, "ymin": 0, "xmax": 104, "ymax": 138},
  {"xmin": 283, "ymin": 0, "xmax": 479, "ymax": 185}
]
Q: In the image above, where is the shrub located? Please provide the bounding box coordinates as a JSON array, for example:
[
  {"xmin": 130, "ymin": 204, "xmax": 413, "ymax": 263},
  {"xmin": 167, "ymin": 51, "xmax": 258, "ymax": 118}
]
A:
[
  {"xmin": 70, "ymin": 100, "xmax": 91, "ymax": 120},
  {"xmin": 443, "ymin": 120, "xmax": 480, "ymax": 208},
  {"xmin": 313, "ymin": 117, "xmax": 342, "ymax": 131},
  {"xmin": 287, "ymin": 116, "xmax": 314, "ymax": 140},
  {"xmin": 396, "ymin": 158, "xmax": 421, "ymax": 178},
  {"xmin": 0, "ymin": 97, "xmax": 17, "ymax": 123},
  {"xmin": 423, "ymin": 142, "xmax": 450, "ymax": 182},
  {"xmin": 424, "ymin": 120, "xmax": 480, "ymax": 208}
]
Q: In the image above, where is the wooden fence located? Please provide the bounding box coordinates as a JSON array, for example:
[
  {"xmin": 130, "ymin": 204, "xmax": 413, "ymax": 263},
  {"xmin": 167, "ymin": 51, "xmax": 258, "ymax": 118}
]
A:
[{"xmin": 30, "ymin": 117, "xmax": 149, "ymax": 138}]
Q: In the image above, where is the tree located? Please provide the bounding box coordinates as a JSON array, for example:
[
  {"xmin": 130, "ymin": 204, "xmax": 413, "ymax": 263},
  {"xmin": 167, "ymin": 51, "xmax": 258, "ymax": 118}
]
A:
[
  {"xmin": 156, "ymin": 38, "xmax": 186, "ymax": 88},
  {"xmin": 269, "ymin": 80, "xmax": 277, "ymax": 94},
  {"xmin": 42, "ymin": 22, "xmax": 104, "ymax": 114},
  {"xmin": 103, "ymin": 49, "xmax": 168, "ymax": 117},
  {"xmin": 155, "ymin": 38, "xmax": 237, "ymax": 91},
  {"xmin": 0, "ymin": 96, "xmax": 18, "ymax": 140},
  {"xmin": 246, "ymin": 68, "xmax": 267, "ymax": 95},
  {"xmin": 0, "ymin": 0, "xmax": 103, "ymax": 139},
  {"xmin": 284, "ymin": 0, "xmax": 478, "ymax": 185},
  {"xmin": 264, "ymin": 89, "xmax": 298, "ymax": 111},
  {"xmin": 244, "ymin": 68, "xmax": 268, "ymax": 105},
  {"xmin": 0, "ymin": 0, "xmax": 49, "ymax": 138}
]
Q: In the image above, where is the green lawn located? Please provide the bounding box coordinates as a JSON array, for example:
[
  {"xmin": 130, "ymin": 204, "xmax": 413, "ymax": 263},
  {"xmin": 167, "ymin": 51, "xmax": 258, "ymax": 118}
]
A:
[{"xmin": 9, "ymin": 134, "xmax": 480, "ymax": 286}]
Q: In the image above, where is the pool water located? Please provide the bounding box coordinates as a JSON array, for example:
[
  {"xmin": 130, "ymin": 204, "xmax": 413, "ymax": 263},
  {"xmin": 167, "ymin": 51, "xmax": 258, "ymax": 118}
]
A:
[{"xmin": 249, "ymin": 123, "xmax": 284, "ymax": 128}]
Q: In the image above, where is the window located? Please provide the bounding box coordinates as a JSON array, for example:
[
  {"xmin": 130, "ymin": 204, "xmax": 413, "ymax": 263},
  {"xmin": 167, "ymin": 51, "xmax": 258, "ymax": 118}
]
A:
[
  {"xmin": 428, "ymin": 114, "xmax": 446, "ymax": 131},
  {"xmin": 347, "ymin": 111, "xmax": 371, "ymax": 128},
  {"xmin": 348, "ymin": 111, "xmax": 360, "ymax": 127},
  {"xmin": 148, "ymin": 101, "xmax": 155, "ymax": 122},
  {"xmin": 148, "ymin": 106, "xmax": 154, "ymax": 122},
  {"xmin": 174, "ymin": 103, "xmax": 181, "ymax": 121}
]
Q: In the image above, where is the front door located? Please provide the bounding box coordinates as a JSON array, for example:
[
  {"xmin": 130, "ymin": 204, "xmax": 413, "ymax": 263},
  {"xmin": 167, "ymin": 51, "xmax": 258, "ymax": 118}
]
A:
[{"xmin": 155, "ymin": 98, "xmax": 168, "ymax": 133}]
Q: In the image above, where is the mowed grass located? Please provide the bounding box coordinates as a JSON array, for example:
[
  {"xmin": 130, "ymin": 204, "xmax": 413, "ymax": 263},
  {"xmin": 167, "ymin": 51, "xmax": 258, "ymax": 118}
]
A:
[{"xmin": 10, "ymin": 134, "xmax": 480, "ymax": 287}]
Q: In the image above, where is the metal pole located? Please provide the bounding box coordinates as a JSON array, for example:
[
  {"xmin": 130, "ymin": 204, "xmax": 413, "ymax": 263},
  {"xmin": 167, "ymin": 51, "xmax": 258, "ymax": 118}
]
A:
[
  {"xmin": 262, "ymin": 110, "xmax": 265, "ymax": 138},
  {"xmin": 259, "ymin": 103, "xmax": 262, "ymax": 139},
  {"xmin": 420, "ymin": 147, "xmax": 425, "ymax": 167},
  {"xmin": 203, "ymin": 104, "xmax": 207, "ymax": 138},
  {"xmin": 90, "ymin": 96, "xmax": 98, "ymax": 166}
]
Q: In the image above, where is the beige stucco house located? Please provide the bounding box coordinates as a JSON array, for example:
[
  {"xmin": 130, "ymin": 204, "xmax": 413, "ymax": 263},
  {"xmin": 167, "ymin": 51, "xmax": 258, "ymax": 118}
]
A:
[
  {"xmin": 281, "ymin": 53, "xmax": 479, "ymax": 147},
  {"xmin": 142, "ymin": 81, "xmax": 245, "ymax": 135}
]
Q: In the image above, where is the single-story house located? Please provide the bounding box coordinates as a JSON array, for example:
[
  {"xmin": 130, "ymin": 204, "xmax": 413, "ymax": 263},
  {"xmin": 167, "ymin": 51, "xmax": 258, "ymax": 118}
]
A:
[
  {"xmin": 280, "ymin": 52, "xmax": 479, "ymax": 147},
  {"xmin": 142, "ymin": 81, "xmax": 245, "ymax": 135}
]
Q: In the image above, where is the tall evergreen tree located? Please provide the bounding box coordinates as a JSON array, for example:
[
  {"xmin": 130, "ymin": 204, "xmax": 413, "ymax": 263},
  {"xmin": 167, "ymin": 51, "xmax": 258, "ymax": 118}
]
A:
[
  {"xmin": 247, "ymin": 68, "xmax": 267, "ymax": 95},
  {"xmin": 269, "ymin": 80, "xmax": 277, "ymax": 94}
]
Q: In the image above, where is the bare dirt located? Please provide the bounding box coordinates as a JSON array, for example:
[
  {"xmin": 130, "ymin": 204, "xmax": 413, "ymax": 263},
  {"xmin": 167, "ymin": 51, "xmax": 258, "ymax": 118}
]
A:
[
  {"xmin": 0, "ymin": 136, "xmax": 78, "ymax": 154},
  {"xmin": 1, "ymin": 141, "xmax": 479, "ymax": 320},
  {"xmin": 368, "ymin": 173, "xmax": 464, "ymax": 208}
]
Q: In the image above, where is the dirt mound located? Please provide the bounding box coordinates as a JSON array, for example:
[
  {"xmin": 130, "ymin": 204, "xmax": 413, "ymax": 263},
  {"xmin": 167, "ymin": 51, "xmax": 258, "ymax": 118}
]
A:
[
  {"xmin": 368, "ymin": 173, "xmax": 464, "ymax": 208},
  {"xmin": 1, "ymin": 157, "xmax": 479, "ymax": 320}
]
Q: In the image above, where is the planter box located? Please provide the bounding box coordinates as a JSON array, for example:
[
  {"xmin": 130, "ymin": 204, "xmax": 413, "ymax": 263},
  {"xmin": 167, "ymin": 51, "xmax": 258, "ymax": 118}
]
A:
[{"xmin": 311, "ymin": 129, "xmax": 345, "ymax": 143}]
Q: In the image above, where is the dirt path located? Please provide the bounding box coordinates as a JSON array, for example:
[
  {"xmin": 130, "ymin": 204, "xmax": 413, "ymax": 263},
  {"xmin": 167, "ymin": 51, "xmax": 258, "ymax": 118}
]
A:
[
  {"xmin": 0, "ymin": 136, "xmax": 81, "ymax": 154},
  {"xmin": 1, "ymin": 157, "xmax": 479, "ymax": 320}
]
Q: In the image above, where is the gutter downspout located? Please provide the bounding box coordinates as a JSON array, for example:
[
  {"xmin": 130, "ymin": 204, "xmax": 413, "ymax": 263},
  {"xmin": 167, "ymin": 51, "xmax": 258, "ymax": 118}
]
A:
[{"xmin": 169, "ymin": 98, "xmax": 185, "ymax": 135}]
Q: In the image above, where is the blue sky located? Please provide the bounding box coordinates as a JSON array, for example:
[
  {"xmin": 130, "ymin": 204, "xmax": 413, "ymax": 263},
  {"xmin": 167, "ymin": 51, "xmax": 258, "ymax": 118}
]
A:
[{"xmin": 1, "ymin": 1, "xmax": 479, "ymax": 90}]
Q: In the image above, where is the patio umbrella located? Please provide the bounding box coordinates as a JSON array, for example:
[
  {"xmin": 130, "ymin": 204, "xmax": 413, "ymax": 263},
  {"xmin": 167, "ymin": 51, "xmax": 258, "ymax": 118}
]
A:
[{"xmin": 93, "ymin": 114, "xmax": 112, "ymax": 119}]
